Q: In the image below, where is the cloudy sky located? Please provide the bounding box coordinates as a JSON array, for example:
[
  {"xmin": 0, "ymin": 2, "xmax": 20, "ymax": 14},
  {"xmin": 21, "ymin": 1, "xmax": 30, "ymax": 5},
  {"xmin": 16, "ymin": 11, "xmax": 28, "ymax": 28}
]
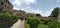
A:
[{"xmin": 9, "ymin": 0, "xmax": 60, "ymax": 17}]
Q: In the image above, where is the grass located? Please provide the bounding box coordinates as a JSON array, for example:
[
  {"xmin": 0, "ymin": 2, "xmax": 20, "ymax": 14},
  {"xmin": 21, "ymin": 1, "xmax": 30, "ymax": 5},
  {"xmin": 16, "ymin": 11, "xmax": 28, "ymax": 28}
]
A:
[
  {"xmin": 25, "ymin": 23, "xmax": 48, "ymax": 28},
  {"xmin": 38, "ymin": 24, "xmax": 48, "ymax": 28},
  {"xmin": 24, "ymin": 22, "xmax": 30, "ymax": 28}
]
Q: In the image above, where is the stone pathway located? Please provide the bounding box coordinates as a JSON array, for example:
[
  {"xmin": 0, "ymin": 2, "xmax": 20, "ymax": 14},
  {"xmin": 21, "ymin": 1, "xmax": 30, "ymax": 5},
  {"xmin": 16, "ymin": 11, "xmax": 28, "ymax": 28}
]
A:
[{"xmin": 10, "ymin": 19, "xmax": 25, "ymax": 28}]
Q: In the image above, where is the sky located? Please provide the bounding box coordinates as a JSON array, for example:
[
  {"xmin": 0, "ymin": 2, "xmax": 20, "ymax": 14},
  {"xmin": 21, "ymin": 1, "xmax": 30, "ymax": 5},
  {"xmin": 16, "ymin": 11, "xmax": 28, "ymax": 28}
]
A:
[{"xmin": 9, "ymin": 0, "xmax": 60, "ymax": 17}]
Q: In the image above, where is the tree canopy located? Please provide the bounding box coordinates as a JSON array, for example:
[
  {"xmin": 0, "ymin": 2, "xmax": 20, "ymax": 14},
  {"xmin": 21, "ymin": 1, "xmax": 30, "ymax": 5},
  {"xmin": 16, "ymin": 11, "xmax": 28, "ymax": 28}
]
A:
[
  {"xmin": 51, "ymin": 7, "xmax": 60, "ymax": 17},
  {"xmin": 36, "ymin": 14, "xmax": 41, "ymax": 17}
]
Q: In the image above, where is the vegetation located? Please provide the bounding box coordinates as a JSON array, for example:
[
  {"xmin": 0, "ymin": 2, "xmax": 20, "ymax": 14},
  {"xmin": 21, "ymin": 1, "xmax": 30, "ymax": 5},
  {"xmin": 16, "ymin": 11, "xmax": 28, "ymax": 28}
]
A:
[
  {"xmin": 0, "ymin": 13, "xmax": 20, "ymax": 28},
  {"xmin": 51, "ymin": 7, "xmax": 59, "ymax": 17},
  {"xmin": 36, "ymin": 14, "xmax": 41, "ymax": 16},
  {"xmin": 25, "ymin": 16, "xmax": 60, "ymax": 28},
  {"xmin": 48, "ymin": 22, "xmax": 60, "ymax": 28},
  {"xmin": 27, "ymin": 17, "xmax": 40, "ymax": 28},
  {"xmin": 0, "ymin": 7, "xmax": 60, "ymax": 28},
  {"xmin": 25, "ymin": 17, "xmax": 49, "ymax": 28}
]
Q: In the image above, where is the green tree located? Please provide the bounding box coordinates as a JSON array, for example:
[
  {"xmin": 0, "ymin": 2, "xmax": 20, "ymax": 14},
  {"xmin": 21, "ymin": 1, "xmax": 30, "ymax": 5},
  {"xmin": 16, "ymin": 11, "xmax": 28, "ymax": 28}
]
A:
[
  {"xmin": 36, "ymin": 14, "xmax": 41, "ymax": 16},
  {"xmin": 51, "ymin": 7, "xmax": 60, "ymax": 17}
]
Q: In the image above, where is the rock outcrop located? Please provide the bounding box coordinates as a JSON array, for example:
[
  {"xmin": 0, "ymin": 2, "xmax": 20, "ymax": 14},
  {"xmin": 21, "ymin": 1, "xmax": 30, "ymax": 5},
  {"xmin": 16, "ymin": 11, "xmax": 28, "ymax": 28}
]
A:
[
  {"xmin": 0, "ymin": 0, "xmax": 13, "ymax": 13},
  {"xmin": 0, "ymin": 0, "xmax": 26, "ymax": 17}
]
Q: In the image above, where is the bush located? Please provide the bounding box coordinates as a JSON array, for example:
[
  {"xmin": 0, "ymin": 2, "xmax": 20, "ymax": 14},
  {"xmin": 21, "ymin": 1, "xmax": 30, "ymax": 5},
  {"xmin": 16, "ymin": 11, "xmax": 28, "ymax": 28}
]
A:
[
  {"xmin": 27, "ymin": 17, "xmax": 40, "ymax": 28},
  {"xmin": 43, "ymin": 20, "xmax": 49, "ymax": 25},
  {"xmin": 48, "ymin": 22, "xmax": 60, "ymax": 28},
  {"xmin": 0, "ymin": 13, "xmax": 20, "ymax": 28},
  {"xmin": 40, "ymin": 19, "xmax": 49, "ymax": 25}
]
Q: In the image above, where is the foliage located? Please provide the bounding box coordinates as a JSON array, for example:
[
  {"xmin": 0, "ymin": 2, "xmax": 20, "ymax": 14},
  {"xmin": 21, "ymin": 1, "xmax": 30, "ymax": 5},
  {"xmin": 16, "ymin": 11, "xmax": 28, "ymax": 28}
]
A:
[
  {"xmin": 48, "ymin": 22, "xmax": 57, "ymax": 28},
  {"xmin": 27, "ymin": 17, "xmax": 40, "ymax": 28},
  {"xmin": 0, "ymin": 13, "xmax": 20, "ymax": 28},
  {"xmin": 40, "ymin": 19, "xmax": 49, "ymax": 25},
  {"xmin": 48, "ymin": 22, "xmax": 60, "ymax": 28},
  {"xmin": 36, "ymin": 14, "xmax": 41, "ymax": 16},
  {"xmin": 51, "ymin": 7, "xmax": 60, "ymax": 17},
  {"xmin": 43, "ymin": 20, "xmax": 49, "ymax": 25},
  {"xmin": 25, "ymin": 17, "xmax": 60, "ymax": 28}
]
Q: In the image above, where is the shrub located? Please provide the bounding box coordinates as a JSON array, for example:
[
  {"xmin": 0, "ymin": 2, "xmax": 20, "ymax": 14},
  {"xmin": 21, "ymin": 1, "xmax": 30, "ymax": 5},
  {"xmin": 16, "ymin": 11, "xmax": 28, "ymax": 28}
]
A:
[
  {"xmin": 55, "ymin": 22, "xmax": 60, "ymax": 28},
  {"xmin": 48, "ymin": 22, "xmax": 59, "ymax": 28},
  {"xmin": 40, "ymin": 19, "xmax": 49, "ymax": 25},
  {"xmin": 27, "ymin": 17, "xmax": 40, "ymax": 28},
  {"xmin": 43, "ymin": 20, "xmax": 49, "ymax": 25},
  {"xmin": 0, "ymin": 13, "xmax": 20, "ymax": 28}
]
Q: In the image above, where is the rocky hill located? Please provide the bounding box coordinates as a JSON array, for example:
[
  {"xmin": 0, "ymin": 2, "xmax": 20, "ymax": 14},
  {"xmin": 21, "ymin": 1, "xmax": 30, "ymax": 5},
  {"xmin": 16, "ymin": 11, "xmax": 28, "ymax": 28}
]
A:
[
  {"xmin": 0, "ymin": 0, "xmax": 13, "ymax": 13},
  {"xmin": 0, "ymin": 0, "xmax": 25, "ymax": 16}
]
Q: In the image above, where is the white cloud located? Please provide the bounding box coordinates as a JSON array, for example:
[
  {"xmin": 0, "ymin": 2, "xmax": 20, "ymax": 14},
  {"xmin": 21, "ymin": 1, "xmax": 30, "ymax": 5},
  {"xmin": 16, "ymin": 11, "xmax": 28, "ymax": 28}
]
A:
[
  {"xmin": 10, "ymin": 0, "xmax": 37, "ymax": 7},
  {"xmin": 40, "ymin": 11, "xmax": 51, "ymax": 17},
  {"xmin": 13, "ymin": 7, "xmax": 20, "ymax": 10},
  {"xmin": 9, "ymin": 0, "xmax": 51, "ymax": 17},
  {"xmin": 19, "ymin": 8, "xmax": 43, "ymax": 15},
  {"xmin": 9, "ymin": 0, "xmax": 37, "ymax": 11},
  {"xmin": 23, "ymin": 0, "xmax": 36, "ymax": 4},
  {"xmin": 9, "ymin": 0, "xmax": 38, "ymax": 12},
  {"xmin": 34, "ymin": 2, "xmax": 38, "ymax": 4},
  {"xmin": 31, "ymin": 9, "xmax": 42, "ymax": 14},
  {"xmin": 52, "ymin": 8, "xmax": 54, "ymax": 11}
]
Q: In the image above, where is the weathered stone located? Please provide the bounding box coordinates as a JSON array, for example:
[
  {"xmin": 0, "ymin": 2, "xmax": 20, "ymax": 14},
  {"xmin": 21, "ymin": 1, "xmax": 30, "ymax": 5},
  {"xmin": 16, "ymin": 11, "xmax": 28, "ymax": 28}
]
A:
[{"xmin": 0, "ymin": 0, "xmax": 13, "ymax": 13}]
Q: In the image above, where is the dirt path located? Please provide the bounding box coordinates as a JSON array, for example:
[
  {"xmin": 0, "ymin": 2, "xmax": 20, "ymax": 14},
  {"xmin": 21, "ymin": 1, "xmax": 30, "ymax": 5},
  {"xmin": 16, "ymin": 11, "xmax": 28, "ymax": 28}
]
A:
[{"xmin": 10, "ymin": 19, "xmax": 25, "ymax": 28}]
